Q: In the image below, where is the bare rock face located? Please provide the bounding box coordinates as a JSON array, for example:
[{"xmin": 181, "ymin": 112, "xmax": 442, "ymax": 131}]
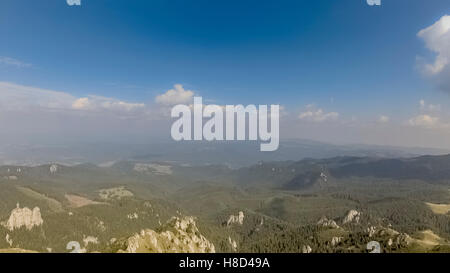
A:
[
  {"xmin": 228, "ymin": 236, "xmax": 238, "ymax": 252},
  {"xmin": 127, "ymin": 212, "xmax": 139, "ymax": 220},
  {"xmin": 2, "ymin": 203, "xmax": 43, "ymax": 231},
  {"xmin": 367, "ymin": 226, "xmax": 377, "ymax": 237},
  {"xmin": 317, "ymin": 216, "xmax": 340, "ymax": 229},
  {"xmin": 227, "ymin": 211, "xmax": 244, "ymax": 226},
  {"xmin": 302, "ymin": 245, "xmax": 312, "ymax": 253},
  {"xmin": 5, "ymin": 234, "xmax": 12, "ymax": 247},
  {"xmin": 365, "ymin": 225, "xmax": 410, "ymax": 247},
  {"xmin": 388, "ymin": 238, "xmax": 393, "ymax": 246},
  {"xmin": 331, "ymin": 236, "xmax": 343, "ymax": 246},
  {"xmin": 83, "ymin": 235, "xmax": 99, "ymax": 247},
  {"xmin": 396, "ymin": 233, "xmax": 412, "ymax": 246},
  {"xmin": 119, "ymin": 216, "xmax": 215, "ymax": 253},
  {"xmin": 49, "ymin": 164, "xmax": 58, "ymax": 174},
  {"xmin": 343, "ymin": 210, "xmax": 361, "ymax": 224}
]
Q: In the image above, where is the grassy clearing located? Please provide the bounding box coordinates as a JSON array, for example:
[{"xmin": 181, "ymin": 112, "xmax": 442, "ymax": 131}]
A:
[
  {"xmin": 16, "ymin": 186, "xmax": 64, "ymax": 213},
  {"xmin": 65, "ymin": 194, "xmax": 105, "ymax": 208},
  {"xmin": 425, "ymin": 202, "xmax": 450, "ymax": 215}
]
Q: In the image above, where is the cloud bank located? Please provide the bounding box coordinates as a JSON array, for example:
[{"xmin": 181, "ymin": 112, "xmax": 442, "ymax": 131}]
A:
[
  {"xmin": 0, "ymin": 82, "xmax": 145, "ymax": 115},
  {"xmin": 2, "ymin": 82, "xmax": 450, "ymax": 150},
  {"xmin": 417, "ymin": 15, "xmax": 450, "ymax": 92}
]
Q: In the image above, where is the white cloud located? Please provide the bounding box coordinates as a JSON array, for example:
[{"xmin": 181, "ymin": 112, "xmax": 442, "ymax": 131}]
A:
[
  {"xmin": 155, "ymin": 84, "xmax": 194, "ymax": 105},
  {"xmin": 72, "ymin": 96, "xmax": 144, "ymax": 112},
  {"xmin": 0, "ymin": 57, "xmax": 32, "ymax": 68},
  {"xmin": 378, "ymin": 115, "xmax": 390, "ymax": 123},
  {"xmin": 0, "ymin": 82, "xmax": 145, "ymax": 114},
  {"xmin": 417, "ymin": 15, "xmax": 450, "ymax": 92},
  {"xmin": 419, "ymin": 99, "xmax": 441, "ymax": 112},
  {"xmin": 408, "ymin": 114, "xmax": 448, "ymax": 129},
  {"xmin": 0, "ymin": 82, "xmax": 172, "ymax": 147},
  {"xmin": 406, "ymin": 99, "xmax": 449, "ymax": 129},
  {"xmin": 72, "ymin": 97, "xmax": 90, "ymax": 110},
  {"xmin": 298, "ymin": 105, "xmax": 339, "ymax": 122},
  {"xmin": 66, "ymin": 0, "xmax": 81, "ymax": 6},
  {"xmin": 417, "ymin": 15, "xmax": 450, "ymax": 75}
]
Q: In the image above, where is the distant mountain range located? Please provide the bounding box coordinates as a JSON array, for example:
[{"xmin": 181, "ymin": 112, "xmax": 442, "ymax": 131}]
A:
[
  {"xmin": 235, "ymin": 154, "xmax": 450, "ymax": 190},
  {"xmin": 1, "ymin": 139, "xmax": 449, "ymax": 168}
]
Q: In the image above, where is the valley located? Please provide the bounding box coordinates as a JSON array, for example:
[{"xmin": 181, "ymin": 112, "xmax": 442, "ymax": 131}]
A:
[{"xmin": 0, "ymin": 155, "xmax": 449, "ymax": 253}]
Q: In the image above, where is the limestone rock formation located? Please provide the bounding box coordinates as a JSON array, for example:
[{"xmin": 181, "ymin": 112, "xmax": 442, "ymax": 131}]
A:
[
  {"xmin": 49, "ymin": 164, "xmax": 58, "ymax": 174},
  {"xmin": 228, "ymin": 236, "xmax": 238, "ymax": 252},
  {"xmin": 317, "ymin": 216, "xmax": 340, "ymax": 229},
  {"xmin": 127, "ymin": 212, "xmax": 139, "ymax": 220},
  {"xmin": 366, "ymin": 225, "xmax": 400, "ymax": 238},
  {"xmin": 2, "ymin": 203, "xmax": 43, "ymax": 231},
  {"xmin": 5, "ymin": 234, "xmax": 12, "ymax": 247},
  {"xmin": 343, "ymin": 210, "xmax": 361, "ymax": 224},
  {"xmin": 302, "ymin": 245, "xmax": 312, "ymax": 253},
  {"xmin": 83, "ymin": 235, "xmax": 99, "ymax": 247},
  {"xmin": 227, "ymin": 211, "xmax": 244, "ymax": 226},
  {"xmin": 118, "ymin": 216, "xmax": 215, "ymax": 253},
  {"xmin": 367, "ymin": 226, "xmax": 377, "ymax": 237},
  {"xmin": 331, "ymin": 236, "xmax": 343, "ymax": 246}
]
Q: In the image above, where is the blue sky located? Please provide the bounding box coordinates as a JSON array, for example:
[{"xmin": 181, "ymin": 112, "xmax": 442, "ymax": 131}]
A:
[{"xmin": 1, "ymin": 0, "xmax": 450, "ymax": 148}]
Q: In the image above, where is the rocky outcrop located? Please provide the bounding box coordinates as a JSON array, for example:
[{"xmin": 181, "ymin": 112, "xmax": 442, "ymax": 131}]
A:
[
  {"xmin": 366, "ymin": 225, "xmax": 411, "ymax": 247},
  {"xmin": 317, "ymin": 216, "xmax": 340, "ymax": 229},
  {"xmin": 97, "ymin": 220, "xmax": 106, "ymax": 232},
  {"xmin": 228, "ymin": 236, "xmax": 238, "ymax": 252},
  {"xmin": 83, "ymin": 235, "xmax": 99, "ymax": 247},
  {"xmin": 366, "ymin": 225, "xmax": 399, "ymax": 238},
  {"xmin": 127, "ymin": 212, "xmax": 139, "ymax": 220},
  {"xmin": 396, "ymin": 233, "xmax": 412, "ymax": 246},
  {"xmin": 367, "ymin": 226, "xmax": 377, "ymax": 237},
  {"xmin": 1, "ymin": 204, "xmax": 43, "ymax": 231},
  {"xmin": 118, "ymin": 216, "xmax": 215, "ymax": 253},
  {"xmin": 227, "ymin": 211, "xmax": 244, "ymax": 226},
  {"xmin": 302, "ymin": 245, "xmax": 312, "ymax": 253},
  {"xmin": 331, "ymin": 236, "xmax": 342, "ymax": 246},
  {"xmin": 5, "ymin": 234, "xmax": 12, "ymax": 247},
  {"xmin": 49, "ymin": 164, "xmax": 58, "ymax": 174},
  {"xmin": 343, "ymin": 210, "xmax": 361, "ymax": 224}
]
